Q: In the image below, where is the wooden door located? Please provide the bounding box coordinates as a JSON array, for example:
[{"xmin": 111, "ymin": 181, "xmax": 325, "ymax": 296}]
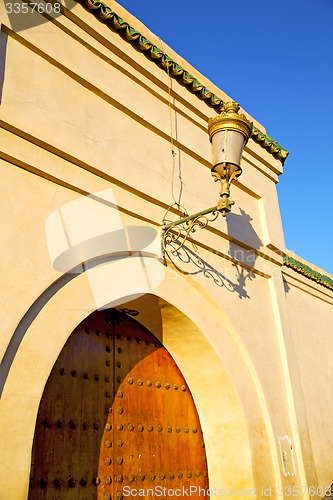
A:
[{"xmin": 28, "ymin": 309, "xmax": 209, "ymax": 499}]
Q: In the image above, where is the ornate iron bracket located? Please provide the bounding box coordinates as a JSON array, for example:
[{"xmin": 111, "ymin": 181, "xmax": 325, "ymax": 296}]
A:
[
  {"xmin": 161, "ymin": 164, "xmax": 239, "ymax": 253},
  {"xmin": 161, "ymin": 205, "xmax": 220, "ymax": 253}
]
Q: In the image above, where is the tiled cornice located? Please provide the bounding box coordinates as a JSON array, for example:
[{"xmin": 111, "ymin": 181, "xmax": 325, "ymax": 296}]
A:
[{"xmin": 77, "ymin": 0, "xmax": 289, "ymax": 163}]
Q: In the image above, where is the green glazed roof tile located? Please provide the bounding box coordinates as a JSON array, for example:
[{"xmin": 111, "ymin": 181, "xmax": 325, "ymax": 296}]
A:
[
  {"xmin": 283, "ymin": 256, "xmax": 333, "ymax": 291},
  {"xmin": 76, "ymin": 0, "xmax": 289, "ymax": 163}
]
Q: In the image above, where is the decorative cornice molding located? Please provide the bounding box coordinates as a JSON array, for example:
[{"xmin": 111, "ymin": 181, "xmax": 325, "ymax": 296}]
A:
[
  {"xmin": 76, "ymin": 0, "xmax": 289, "ymax": 163},
  {"xmin": 283, "ymin": 255, "xmax": 333, "ymax": 291}
]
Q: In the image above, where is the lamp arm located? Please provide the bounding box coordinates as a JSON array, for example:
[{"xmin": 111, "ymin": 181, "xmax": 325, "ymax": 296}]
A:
[
  {"xmin": 161, "ymin": 206, "xmax": 219, "ymax": 253},
  {"xmin": 161, "ymin": 205, "xmax": 218, "ymax": 231}
]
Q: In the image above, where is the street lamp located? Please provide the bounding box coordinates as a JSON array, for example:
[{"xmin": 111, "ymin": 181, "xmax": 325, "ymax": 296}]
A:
[
  {"xmin": 162, "ymin": 101, "xmax": 253, "ymax": 252},
  {"xmin": 208, "ymin": 101, "xmax": 252, "ymax": 216}
]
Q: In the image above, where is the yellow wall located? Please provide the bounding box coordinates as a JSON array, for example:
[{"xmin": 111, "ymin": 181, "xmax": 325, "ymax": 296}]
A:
[
  {"xmin": 283, "ymin": 264, "xmax": 333, "ymax": 489},
  {"xmin": 0, "ymin": 1, "xmax": 333, "ymax": 499}
]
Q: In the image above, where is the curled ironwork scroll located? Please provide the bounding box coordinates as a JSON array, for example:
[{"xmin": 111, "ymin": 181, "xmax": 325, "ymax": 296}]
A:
[{"xmin": 161, "ymin": 203, "xmax": 220, "ymax": 253}]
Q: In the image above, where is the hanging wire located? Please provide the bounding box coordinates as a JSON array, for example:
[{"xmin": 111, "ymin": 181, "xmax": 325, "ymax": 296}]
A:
[
  {"xmin": 158, "ymin": 37, "xmax": 184, "ymax": 213},
  {"xmin": 158, "ymin": 38, "xmax": 203, "ymax": 255}
]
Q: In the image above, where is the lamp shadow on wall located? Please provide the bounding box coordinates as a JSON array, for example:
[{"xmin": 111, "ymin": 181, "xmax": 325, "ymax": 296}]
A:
[
  {"xmin": 226, "ymin": 208, "xmax": 263, "ymax": 253},
  {"xmin": 165, "ymin": 244, "xmax": 253, "ymax": 300},
  {"xmin": 165, "ymin": 207, "xmax": 262, "ymax": 300},
  {"xmin": 226, "ymin": 207, "xmax": 263, "ymax": 299}
]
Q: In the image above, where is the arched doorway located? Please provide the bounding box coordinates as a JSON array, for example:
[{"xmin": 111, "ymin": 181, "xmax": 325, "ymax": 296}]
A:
[{"xmin": 28, "ymin": 308, "xmax": 209, "ymax": 499}]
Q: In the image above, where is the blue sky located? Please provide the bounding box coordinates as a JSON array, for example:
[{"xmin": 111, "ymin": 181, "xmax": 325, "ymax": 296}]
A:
[{"xmin": 117, "ymin": 0, "xmax": 333, "ymax": 274}]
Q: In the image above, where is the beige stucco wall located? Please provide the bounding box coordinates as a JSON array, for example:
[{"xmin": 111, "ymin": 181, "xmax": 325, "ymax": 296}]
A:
[
  {"xmin": 282, "ymin": 261, "xmax": 333, "ymax": 490},
  {"xmin": 0, "ymin": 1, "xmax": 332, "ymax": 499}
]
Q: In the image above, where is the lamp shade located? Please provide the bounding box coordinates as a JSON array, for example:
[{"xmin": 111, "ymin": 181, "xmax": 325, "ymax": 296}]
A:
[
  {"xmin": 208, "ymin": 102, "xmax": 253, "ymax": 173},
  {"xmin": 210, "ymin": 129, "xmax": 246, "ymax": 177}
]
